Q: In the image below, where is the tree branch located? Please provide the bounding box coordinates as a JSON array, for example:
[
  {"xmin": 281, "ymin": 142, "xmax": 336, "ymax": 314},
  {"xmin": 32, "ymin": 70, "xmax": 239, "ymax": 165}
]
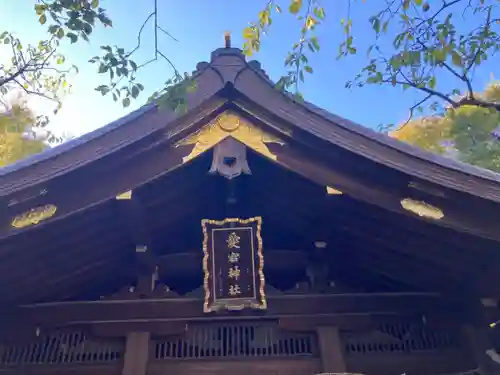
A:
[
  {"xmin": 456, "ymin": 97, "xmax": 500, "ymax": 111},
  {"xmin": 126, "ymin": 11, "xmax": 155, "ymax": 58},
  {"xmin": 404, "ymin": 93, "xmax": 433, "ymax": 125}
]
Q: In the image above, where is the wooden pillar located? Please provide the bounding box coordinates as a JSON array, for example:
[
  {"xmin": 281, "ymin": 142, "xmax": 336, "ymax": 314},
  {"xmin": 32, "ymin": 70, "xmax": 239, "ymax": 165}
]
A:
[
  {"xmin": 463, "ymin": 325, "xmax": 498, "ymax": 375},
  {"xmin": 316, "ymin": 326, "xmax": 346, "ymax": 373},
  {"xmin": 122, "ymin": 332, "xmax": 150, "ymax": 375}
]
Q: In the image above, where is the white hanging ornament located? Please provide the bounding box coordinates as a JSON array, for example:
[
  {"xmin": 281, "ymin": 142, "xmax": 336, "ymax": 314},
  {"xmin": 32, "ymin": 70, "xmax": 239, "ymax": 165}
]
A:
[{"xmin": 209, "ymin": 137, "xmax": 251, "ymax": 179}]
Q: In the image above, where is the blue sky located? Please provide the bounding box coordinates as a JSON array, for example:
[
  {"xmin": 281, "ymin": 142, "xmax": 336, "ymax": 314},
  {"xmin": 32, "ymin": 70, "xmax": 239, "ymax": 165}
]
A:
[{"xmin": 0, "ymin": 0, "xmax": 498, "ymax": 136}]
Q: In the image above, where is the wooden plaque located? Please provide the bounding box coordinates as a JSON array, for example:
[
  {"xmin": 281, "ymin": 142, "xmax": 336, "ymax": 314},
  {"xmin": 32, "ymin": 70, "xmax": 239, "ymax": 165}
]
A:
[{"xmin": 201, "ymin": 217, "xmax": 266, "ymax": 313}]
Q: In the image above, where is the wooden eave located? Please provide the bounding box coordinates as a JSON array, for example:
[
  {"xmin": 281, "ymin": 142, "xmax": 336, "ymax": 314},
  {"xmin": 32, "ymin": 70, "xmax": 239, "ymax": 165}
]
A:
[
  {"xmin": 231, "ymin": 61, "xmax": 500, "ymax": 202},
  {"xmin": 2, "ymin": 47, "xmax": 500, "ymax": 304}
]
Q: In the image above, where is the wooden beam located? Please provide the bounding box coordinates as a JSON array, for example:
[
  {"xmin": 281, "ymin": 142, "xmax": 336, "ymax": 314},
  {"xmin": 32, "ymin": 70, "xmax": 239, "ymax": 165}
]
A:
[
  {"xmin": 114, "ymin": 196, "xmax": 156, "ymax": 295},
  {"xmin": 463, "ymin": 325, "xmax": 496, "ymax": 375},
  {"xmin": 269, "ymin": 144, "xmax": 500, "ymax": 244},
  {"xmin": 121, "ymin": 332, "xmax": 150, "ymax": 375},
  {"xmin": 0, "ymin": 293, "xmax": 465, "ymax": 331},
  {"xmin": 317, "ymin": 326, "xmax": 346, "ymax": 373}
]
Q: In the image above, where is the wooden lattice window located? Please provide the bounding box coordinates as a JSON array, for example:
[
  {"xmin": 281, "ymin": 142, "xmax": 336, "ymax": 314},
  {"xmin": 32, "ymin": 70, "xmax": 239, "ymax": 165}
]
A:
[
  {"xmin": 1, "ymin": 330, "xmax": 124, "ymax": 366},
  {"xmin": 343, "ymin": 322, "xmax": 462, "ymax": 356},
  {"xmin": 154, "ymin": 321, "xmax": 318, "ymax": 359}
]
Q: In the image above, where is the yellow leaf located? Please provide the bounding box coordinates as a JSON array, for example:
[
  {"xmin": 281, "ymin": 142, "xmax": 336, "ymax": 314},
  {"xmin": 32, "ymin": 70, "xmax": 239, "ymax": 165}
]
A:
[
  {"xmin": 306, "ymin": 16, "xmax": 317, "ymax": 29},
  {"xmin": 289, "ymin": 0, "xmax": 303, "ymax": 15}
]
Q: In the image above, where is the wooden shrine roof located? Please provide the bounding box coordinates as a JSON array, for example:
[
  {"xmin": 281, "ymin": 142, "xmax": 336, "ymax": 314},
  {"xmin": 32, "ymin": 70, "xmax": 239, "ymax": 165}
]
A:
[
  {"xmin": 1, "ymin": 44, "xmax": 500, "ymax": 305},
  {"xmin": 1, "ymin": 47, "xmax": 500, "ymax": 198}
]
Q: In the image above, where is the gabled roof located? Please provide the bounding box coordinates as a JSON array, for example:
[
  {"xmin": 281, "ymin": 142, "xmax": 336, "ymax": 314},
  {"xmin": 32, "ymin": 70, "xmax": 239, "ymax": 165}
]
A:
[{"xmin": 1, "ymin": 46, "xmax": 500, "ymax": 200}]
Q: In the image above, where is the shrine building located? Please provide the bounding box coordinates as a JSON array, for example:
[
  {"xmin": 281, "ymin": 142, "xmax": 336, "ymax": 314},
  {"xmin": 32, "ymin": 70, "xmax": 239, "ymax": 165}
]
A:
[{"xmin": 2, "ymin": 36, "xmax": 500, "ymax": 375}]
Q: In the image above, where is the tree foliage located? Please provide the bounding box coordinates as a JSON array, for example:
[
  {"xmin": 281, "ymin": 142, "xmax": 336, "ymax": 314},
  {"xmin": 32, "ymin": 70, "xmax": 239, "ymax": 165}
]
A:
[
  {"xmin": 2, "ymin": 0, "xmax": 499, "ymax": 123},
  {"xmin": 243, "ymin": 0, "xmax": 500, "ymax": 115},
  {"xmin": 391, "ymin": 81, "xmax": 500, "ymax": 171},
  {"xmin": 0, "ymin": 97, "xmax": 48, "ymax": 167}
]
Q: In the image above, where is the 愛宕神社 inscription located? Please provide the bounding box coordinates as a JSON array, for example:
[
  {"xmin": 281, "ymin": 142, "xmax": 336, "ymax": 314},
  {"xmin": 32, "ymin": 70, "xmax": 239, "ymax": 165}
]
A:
[{"xmin": 201, "ymin": 217, "xmax": 266, "ymax": 313}]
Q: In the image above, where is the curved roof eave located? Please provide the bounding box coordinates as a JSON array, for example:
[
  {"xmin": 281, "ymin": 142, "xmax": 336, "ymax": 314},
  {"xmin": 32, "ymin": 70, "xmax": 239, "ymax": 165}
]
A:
[
  {"xmin": 235, "ymin": 60, "xmax": 500, "ymax": 193},
  {"xmin": 2, "ymin": 45, "xmax": 500, "ymax": 201},
  {"xmin": 0, "ymin": 103, "xmax": 156, "ymax": 177},
  {"xmin": 300, "ymin": 98, "xmax": 500, "ymax": 184},
  {"xmin": 0, "ymin": 59, "xmax": 227, "ymax": 195}
]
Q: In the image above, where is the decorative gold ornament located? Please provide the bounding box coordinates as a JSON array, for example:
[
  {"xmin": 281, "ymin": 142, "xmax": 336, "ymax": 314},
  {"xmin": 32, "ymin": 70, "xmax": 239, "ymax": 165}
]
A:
[
  {"xmin": 116, "ymin": 190, "xmax": 132, "ymax": 200},
  {"xmin": 175, "ymin": 112, "xmax": 285, "ymax": 163},
  {"xmin": 400, "ymin": 198, "xmax": 444, "ymax": 220},
  {"xmin": 326, "ymin": 186, "xmax": 343, "ymax": 195},
  {"xmin": 11, "ymin": 204, "xmax": 57, "ymax": 229}
]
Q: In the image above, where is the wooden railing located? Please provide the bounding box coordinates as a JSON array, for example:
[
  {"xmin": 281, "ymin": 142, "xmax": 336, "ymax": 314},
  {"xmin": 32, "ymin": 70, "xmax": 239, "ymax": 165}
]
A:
[
  {"xmin": 0, "ymin": 330, "xmax": 124, "ymax": 367},
  {"xmin": 153, "ymin": 321, "xmax": 318, "ymax": 360}
]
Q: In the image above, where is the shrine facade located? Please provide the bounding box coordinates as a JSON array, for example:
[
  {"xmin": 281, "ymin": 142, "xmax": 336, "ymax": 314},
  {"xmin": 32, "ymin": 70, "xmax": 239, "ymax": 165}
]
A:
[{"xmin": 2, "ymin": 38, "xmax": 500, "ymax": 375}]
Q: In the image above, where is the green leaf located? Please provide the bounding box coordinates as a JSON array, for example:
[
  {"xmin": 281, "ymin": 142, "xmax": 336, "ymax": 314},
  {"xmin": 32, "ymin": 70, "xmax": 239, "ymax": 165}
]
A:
[
  {"xmin": 131, "ymin": 85, "xmax": 140, "ymax": 99},
  {"xmin": 35, "ymin": 4, "xmax": 45, "ymax": 15},
  {"xmin": 91, "ymin": 0, "xmax": 99, "ymax": 9},
  {"xmin": 4, "ymin": 38, "xmax": 10, "ymax": 44},
  {"xmin": 289, "ymin": 0, "xmax": 303, "ymax": 15},
  {"xmin": 122, "ymin": 97, "xmax": 131, "ymax": 107},
  {"xmin": 451, "ymin": 51, "xmax": 463, "ymax": 67},
  {"xmin": 433, "ymin": 49, "xmax": 446, "ymax": 62},
  {"xmin": 313, "ymin": 7, "xmax": 326, "ymax": 20},
  {"xmin": 56, "ymin": 28, "xmax": 65, "ymax": 39},
  {"xmin": 67, "ymin": 32, "xmax": 78, "ymax": 43},
  {"xmin": 370, "ymin": 17, "xmax": 381, "ymax": 33},
  {"xmin": 429, "ymin": 76, "xmax": 437, "ymax": 89},
  {"xmin": 310, "ymin": 36, "xmax": 320, "ymax": 51},
  {"xmin": 39, "ymin": 14, "xmax": 47, "ymax": 25},
  {"xmin": 98, "ymin": 63, "xmax": 108, "ymax": 73},
  {"xmin": 95, "ymin": 85, "xmax": 110, "ymax": 95},
  {"xmin": 304, "ymin": 65, "xmax": 313, "ymax": 73}
]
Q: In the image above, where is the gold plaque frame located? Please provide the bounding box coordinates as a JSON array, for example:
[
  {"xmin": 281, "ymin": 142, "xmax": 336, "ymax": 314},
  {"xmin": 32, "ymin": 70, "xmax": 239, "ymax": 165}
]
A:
[{"xmin": 201, "ymin": 216, "xmax": 266, "ymax": 313}]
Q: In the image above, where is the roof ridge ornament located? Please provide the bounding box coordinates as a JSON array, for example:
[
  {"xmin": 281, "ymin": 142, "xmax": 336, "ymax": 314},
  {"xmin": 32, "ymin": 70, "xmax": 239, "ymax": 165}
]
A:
[{"xmin": 224, "ymin": 31, "xmax": 231, "ymax": 48}]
